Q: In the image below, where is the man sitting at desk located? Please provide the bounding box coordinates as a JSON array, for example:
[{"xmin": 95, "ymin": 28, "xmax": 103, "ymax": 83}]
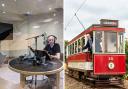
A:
[
  {"xmin": 44, "ymin": 35, "xmax": 61, "ymax": 89},
  {"xmin": 44, "ymin": 35, "xmax": 60, "ymax": 60}
]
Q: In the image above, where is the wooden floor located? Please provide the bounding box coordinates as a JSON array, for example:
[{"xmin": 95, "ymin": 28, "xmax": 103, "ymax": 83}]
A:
[{"xmin": 0, "ymin": 64, "xmax": 64, "ymax": 89}]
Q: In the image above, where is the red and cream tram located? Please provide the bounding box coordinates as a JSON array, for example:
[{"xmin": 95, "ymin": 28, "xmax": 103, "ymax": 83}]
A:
[{"xmin": 66, "ymin": 19, "xmax": 125, "ymax": 85}]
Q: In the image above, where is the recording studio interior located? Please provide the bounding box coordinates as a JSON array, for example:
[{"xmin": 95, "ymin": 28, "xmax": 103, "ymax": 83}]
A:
[{"xmin": 0, "ymin": 0, "xmax": 63, "ymax": 89}]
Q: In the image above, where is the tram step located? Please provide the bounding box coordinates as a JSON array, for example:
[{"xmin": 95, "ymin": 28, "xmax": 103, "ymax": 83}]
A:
[
  {"xmin": 86, "ymin": 77, "xmax": 95, "ymax": 81},
  {"xmin": 95, "ymin": 80, "xmax": 123, "ymax": 85}
]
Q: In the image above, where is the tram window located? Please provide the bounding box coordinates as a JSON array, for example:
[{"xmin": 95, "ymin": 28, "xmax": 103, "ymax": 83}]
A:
[
  {"xmin": 69, "ymin": 45, "xmax": 72, "ymax": 55},
  {"xmin": 70, "ymin": 44, "xmax": 72, "ymax": 55},
  {"xmin": 95, "ymin": 31, "xmax": 103, "ymax": 52},
  {"xmin": 75, "ymin": 41, "xmax": 77, "ymax": 53},
  {"xmin": 119, "ymin": 33, "xmax": 124, "ymax": 53},
  {"xmin": 72, "ymin": 43, "xmax": 74, "ymax": 54},
  {"xmin": 105, "ymin": 32, "xmax": 117, "ymax": 53},
  {"xmin": 70, "ymin": 45, "xmax": 72, "ymax": 55},
  {"xmin": 68, "ymin": 45, "xmax": 70, "ymax": 55},
  {"xmin": 82, "ymin": 37, "xmax": 85, "ymax": 48},
  {"xmin": 70, "ymin": 44, "xmax": 72, "ymax": 54},
  {"xmin": 78, "ymin": 39, "xmax": 82, "ymax": 52}
]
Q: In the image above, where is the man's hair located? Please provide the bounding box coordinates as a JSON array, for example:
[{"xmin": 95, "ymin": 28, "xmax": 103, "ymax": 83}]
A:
[{"xmin": 47, "ymin": 35, "xmax": 57, "ymax": 43}]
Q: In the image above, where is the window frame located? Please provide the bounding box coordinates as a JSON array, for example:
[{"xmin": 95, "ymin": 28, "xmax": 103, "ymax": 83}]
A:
[{"xmin": 93, "ymin": 31, "xmax": 125, "ymax": 54}]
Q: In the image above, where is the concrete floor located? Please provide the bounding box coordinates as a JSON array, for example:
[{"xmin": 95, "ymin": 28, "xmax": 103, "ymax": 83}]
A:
[
  {"xmin": 0, "ymin": 77, "xmax": 20, "ymax": 89},
  {"xmin": 0, "ymin": 64, "xmax": 64, "ymax": 89}
]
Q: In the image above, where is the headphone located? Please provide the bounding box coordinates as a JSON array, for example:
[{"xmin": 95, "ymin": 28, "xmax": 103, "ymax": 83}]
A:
[{"xmin": 47, "ymin": 35, "xmax": 57, "ymax": 43}]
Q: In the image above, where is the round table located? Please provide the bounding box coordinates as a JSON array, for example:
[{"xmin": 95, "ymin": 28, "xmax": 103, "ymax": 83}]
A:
[{"xmin": 9, "ymin": 58, "xmax": 63, "ymax": 89}]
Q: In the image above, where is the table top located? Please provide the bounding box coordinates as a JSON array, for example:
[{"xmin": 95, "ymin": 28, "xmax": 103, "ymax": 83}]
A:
[{"xmin": 9, "ymin": 58, "xmax": 63, "ymax": 75}]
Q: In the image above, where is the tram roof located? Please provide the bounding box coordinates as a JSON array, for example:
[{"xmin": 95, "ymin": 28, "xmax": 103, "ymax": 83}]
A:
[{"xmin": 67, "ymin": 25, "xmax": 125, "ymax": 45}]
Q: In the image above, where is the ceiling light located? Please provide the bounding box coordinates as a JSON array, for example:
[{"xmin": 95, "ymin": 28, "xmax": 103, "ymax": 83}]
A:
[
  {"xmin": 14, "ymin": 0, "xmax": 17, "ymax": 1},
  {"xmin": 26, "ymin": 11, "xmax": 31, "ymax": 14},
  {"xmin": 33, "ymin": 25, "xmax": 40, "ymax": 29},
  {"xmin": 2, "ymin": 11, "xmax": 6, "ymax": 14},
  {"xmin": 42, "ymin": 18, "xmax": 53, "ymax": 23},
  {"xmin": 54, "ymin": 21, "xmax": 59, "ymax": 24},
  {"xmin": 38, "ymin": 0, "xmax": 42, "ymax": 2},
  {"xmin": 49, "ymin": 8, "xmax": 52, "ymax": 11},
  {"xmin": 53, "ymin": 13, "xmax": 56, "ymax": 16},
  {"xmin": 2, "ymin": 3, "xmax": 5, "ymax": 7}
]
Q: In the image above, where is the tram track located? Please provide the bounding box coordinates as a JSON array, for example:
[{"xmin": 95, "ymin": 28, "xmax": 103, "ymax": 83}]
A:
[{"xmin": 65, "ymin": 73, "xmax": 128, "ymax": 89}]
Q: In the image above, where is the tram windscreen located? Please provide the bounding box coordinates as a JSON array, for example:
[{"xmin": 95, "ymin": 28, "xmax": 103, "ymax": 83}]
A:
[
  {"xmin": 95, "ymin": 31, "xmax": 123, "ymax": 53},
  {"xmin": 105, "ymin": 32, "xmax": 117, "ymax": 53}
]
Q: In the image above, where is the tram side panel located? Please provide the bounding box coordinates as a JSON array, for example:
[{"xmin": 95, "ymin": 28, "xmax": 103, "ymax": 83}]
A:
[
  {"xmin": 93, "ymin": 54, "xmax": 126, "ymax": 75},
  {"xmin": 67, "ymin": 52, "xmax": 93, "ymax": 75}
]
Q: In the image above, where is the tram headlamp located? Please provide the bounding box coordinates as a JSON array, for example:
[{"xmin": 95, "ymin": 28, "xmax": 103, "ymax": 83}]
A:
[{"xmin": 108, "ymin": 62, "xmax": 115, "ymax": 69}]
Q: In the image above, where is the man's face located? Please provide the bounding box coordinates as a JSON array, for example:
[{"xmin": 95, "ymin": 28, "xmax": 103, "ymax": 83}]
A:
[
  {"xmin": 86, "ymin": 34, "xmax": 90, "ymax": 39},
  {"xmin": 48, "ymin": 36, "xmax": 55, "ymax": 45}
]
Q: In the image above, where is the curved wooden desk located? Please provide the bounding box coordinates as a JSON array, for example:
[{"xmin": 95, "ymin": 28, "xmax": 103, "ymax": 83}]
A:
[{"xmin": 9, "ymin": 58, "xmax": 63, "ymax": 89}]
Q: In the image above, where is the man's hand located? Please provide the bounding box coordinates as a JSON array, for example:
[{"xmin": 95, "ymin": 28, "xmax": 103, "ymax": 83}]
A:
[
  {"xmin": 50, "ymin": 53, "xmax": 60, "ymax": 60},
  {"xmin": 50, "ymin": 55, "xmax": 54, "ymax": 59}
]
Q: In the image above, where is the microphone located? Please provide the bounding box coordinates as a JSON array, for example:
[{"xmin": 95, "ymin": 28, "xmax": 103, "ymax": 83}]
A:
[
  {"xmin": 42, "ymin": 32, "xmax": 47, "ymax": 36},
  {"xmin": 41, "ymin": 34, "xmax": 44, "ymax": 36}
]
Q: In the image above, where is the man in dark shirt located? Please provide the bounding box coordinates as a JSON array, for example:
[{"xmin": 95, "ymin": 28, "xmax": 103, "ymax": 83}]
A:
[
  {"xmin": 44, "ymin": 35, "xmax": 60, "ymax": 60},
  {"xmin": 44, "ymin": 35, "xmax": 61, "ymax": 89},
  {"xmin": 82, "ymin": 34, "xmax": 93, "ymax": 54}
]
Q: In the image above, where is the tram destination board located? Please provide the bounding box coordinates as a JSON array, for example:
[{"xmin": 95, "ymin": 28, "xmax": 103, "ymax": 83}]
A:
[{"xmin": 100, "ymin": 19, "xmax": 118, "ymax": 27}]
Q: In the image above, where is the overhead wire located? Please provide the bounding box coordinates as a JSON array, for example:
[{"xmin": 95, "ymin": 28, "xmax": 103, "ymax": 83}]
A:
[
  {"xmin": 65, "ymin": 0, "xmax": 87, "ymax": 30},
  {"xmin": 75, "ymin": 13, "xmax": 86, "ymax": 30}
]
